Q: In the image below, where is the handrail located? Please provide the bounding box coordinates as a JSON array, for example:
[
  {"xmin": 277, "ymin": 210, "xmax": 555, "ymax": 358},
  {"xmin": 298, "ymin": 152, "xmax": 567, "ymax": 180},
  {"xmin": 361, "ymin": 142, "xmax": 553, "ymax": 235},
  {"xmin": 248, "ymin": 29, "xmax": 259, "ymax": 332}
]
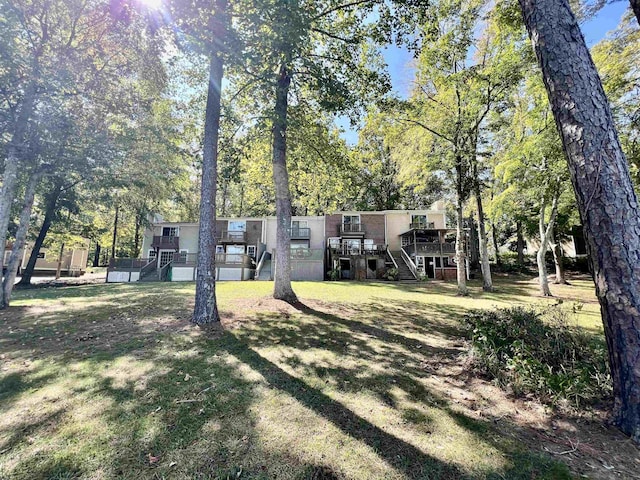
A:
[
  {"xmin": 140, "ymin": 257, "xmax": 157, "ymax": 277},
  {"xmin": 159, "ymin": 260, "xmax": 172, "ymax": 281},
  {"xmin": 387, "ymin": 250, "xmax": 399, "ymax": 269},
  {"xmin": 255, "ymin": 250, "xmax": 268, "ymax": 279},
  {"xmin": 400, "ymin": 248, "xmax": 418, "ymax": 280}
]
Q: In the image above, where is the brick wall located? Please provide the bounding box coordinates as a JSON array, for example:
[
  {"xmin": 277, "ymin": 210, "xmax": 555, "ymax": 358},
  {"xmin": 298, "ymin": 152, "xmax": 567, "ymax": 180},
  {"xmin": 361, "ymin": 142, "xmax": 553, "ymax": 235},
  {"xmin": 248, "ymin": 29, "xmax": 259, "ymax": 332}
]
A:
[
  {"xmin": 325, "ymin": 214, "xmax": 342, "ymax": 239},
  {"xmin": 361, "ymin": 214, "xmax": 385, "ymax": 244},
  {"xmin": 246, "ymin": 220, "xmax": 263, "ymax": 246}
]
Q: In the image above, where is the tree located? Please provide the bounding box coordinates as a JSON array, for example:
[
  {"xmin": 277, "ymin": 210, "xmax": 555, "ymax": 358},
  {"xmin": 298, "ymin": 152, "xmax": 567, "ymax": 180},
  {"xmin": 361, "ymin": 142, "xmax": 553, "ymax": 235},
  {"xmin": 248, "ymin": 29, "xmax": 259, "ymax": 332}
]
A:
[{"xmin": 519, "ymin": 0, "xmax": 640, "ymax": 442}]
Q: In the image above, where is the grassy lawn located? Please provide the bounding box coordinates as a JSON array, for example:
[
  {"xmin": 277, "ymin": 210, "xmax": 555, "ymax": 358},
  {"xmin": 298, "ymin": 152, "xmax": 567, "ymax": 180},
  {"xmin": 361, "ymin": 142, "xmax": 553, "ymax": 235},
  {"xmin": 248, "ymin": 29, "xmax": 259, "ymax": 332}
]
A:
[{"xmin": 0, "ymin": 275, "xmax": 634, "ymax": 479}]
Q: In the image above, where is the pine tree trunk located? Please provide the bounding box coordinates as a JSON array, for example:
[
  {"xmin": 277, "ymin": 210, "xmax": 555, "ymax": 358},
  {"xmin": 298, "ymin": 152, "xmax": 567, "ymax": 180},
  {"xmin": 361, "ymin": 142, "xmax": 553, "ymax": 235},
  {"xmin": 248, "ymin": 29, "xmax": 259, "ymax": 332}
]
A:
[
  {"xmin": 18, "ymin": 184, "xmax": 62, "ymax": 286},
  {"xmin": 133, "ymin": 211, "xmax": 141, "ymax": 258},
  {"xmin": 0, "ymin": 82, "xmax": 37, "ymax": 276},
  {"xmin": 193, "ymin": 0, "xmax": 226, "ymax": 326},
  {"xmin": 1, "ymin": 171, "xmax": 41, "ymax": 307},
  {"xmin": 111, "ymin": 203, "xmax": 119, "ymax": 260},
  {"xmin": 93, "ymin": 243, "xmax": 101, "ymax": 267},
  {"xmin": 631, "ymin": 0, "xmax": 640, "ymax": 26},
  {"xmin": 474, "ymin": 183, "xmax": 493, "ymax": 291},
  {"xmin": 520, "ymin": 0, "xmax": 640, "ymax": 442},
  {"xmin": 271, "ymin": 62, "xmax": 298, "ymax": 303},
  {"xmin": 516, "ymin": 220, "xmax": 525, "ymax": 265},
  {"xmin": 551, "ymin": 227, "xmax": 566, "ymax": 284}
]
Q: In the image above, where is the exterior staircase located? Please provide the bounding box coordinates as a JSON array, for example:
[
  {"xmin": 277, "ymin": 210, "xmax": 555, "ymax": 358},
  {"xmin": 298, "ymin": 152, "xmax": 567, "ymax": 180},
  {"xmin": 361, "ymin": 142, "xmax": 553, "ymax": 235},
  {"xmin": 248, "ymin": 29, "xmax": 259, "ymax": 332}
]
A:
[
  {"xmin": 256, "ymin": 252, "xmax": 272, "ymax": 280},
  {"xmin": 139, "ymin": 270, "xmax": 160, "ymax": 282},
  {"xmin": 389, "ymin": 251, "xmax": 417, "ymax": 281}
]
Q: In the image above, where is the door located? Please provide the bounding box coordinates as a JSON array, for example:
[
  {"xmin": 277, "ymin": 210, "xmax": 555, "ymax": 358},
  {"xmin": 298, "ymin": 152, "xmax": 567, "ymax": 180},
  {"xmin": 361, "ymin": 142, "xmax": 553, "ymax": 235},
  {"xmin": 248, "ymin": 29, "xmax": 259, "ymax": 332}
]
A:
[
  {"xmin": 425, "ymin": 257, "xmax": 436, "ymax": 278},
  {"xmin": 159, "ymin": 250, "xmax": 174, "ymax": 268}
]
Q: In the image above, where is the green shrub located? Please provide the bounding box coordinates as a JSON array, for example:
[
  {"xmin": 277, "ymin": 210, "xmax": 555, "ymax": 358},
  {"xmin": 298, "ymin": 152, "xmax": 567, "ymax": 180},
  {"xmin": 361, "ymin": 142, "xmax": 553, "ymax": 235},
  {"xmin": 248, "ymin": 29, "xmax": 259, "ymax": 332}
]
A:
[
  {"xmin": 384, "ymin": 268, "xmax": 399, "ymax": 281},
  {"xmin": 462, "ymin": 306, "xmax": 611, "ymax": 408},
  {"xmin": 327, "ymin": 269, "xmax": 340, "ymax": 281}
]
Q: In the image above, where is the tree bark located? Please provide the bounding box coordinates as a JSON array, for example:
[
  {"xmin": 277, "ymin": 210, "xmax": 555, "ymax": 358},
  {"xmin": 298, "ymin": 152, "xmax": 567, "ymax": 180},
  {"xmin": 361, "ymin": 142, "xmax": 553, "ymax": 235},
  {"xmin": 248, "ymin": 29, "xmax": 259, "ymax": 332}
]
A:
[
  {"xmin": 491, "ymin": 222, "xmax": 501, "ymax": 267},
  {"xmin": 520, "ymin": 0, "xmax": 640, "ymax": 442},
  {"xmin": 631, "ymin": 0, "xmax": 640, "ymax": 26},
  {"xmin": 18, "ymin": 184, "xmax": 62, "ymax": 286},
  {"xmin": 536, "ymin": 192, "xmax": 559, "ymax": 297},
  {"xmin": 193, "ymin": 0, "xmax": 226, "ymax": 326},
  {"xmin": 133, "ymin": 210, "xmax": 141, "ymax": 258},
  {"xmin": 454, "ymin": 157, "xmax": 468, "ymax": 295},
  {"xmin": 93, "ymin": 242, "xmax": 101, "ymax": 267},
  {"xmin": 111, "ymin": 203, "xmax": 119, "ymax": 260},
  {"xmin": 551, "ymin": 226, "xmax": 567, "ymax": 284},
  {"xmin": 516, "ymin": 220, "xmax": 525, "ymax": 265},
  {"xmin": 0, "ymin": 81, "xmax": 37, "ymax": 277},
  {"xmin": 1, "ymin": 171, "xmax": 41, "ymax": 307},
  {"xmin": 271, "ymin": 62, "xmax": 298, "ymax": 303},
  {"xmin": 55, "ymin": 242, "xmax": 65, "ymax": 280},
  {"xmin": 474, "ymin": 177, "xmax": 492, "ymax": 291}
]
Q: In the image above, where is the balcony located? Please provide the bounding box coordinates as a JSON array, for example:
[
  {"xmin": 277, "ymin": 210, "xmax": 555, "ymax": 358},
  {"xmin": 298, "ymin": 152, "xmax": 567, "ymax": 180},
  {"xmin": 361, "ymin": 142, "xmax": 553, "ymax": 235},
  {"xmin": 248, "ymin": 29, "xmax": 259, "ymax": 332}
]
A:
[
  {"xmin": 151, "ymin": 235, "xmax": 179, "ymax": 250},
  {"xmin": 339, "ymin": 223, "xmax": 365, "ymax": 236},
  {"xmin": 409, "ymin": 242, "xmax": 456, "ymax": 254},
  {"xmin": 217, "ymin": 231, "xmax": 247, "ymax": 243},
  {"xmin": 410, "ymin": 221, "xmax": 436, "ymax": 230},
  {"xmin": 288, "ymin": 227, "xmax": 311, "ymax": 239},
  {"xmin": 330, "ymin": 243, "xmax": 387, "ymax": 256}
]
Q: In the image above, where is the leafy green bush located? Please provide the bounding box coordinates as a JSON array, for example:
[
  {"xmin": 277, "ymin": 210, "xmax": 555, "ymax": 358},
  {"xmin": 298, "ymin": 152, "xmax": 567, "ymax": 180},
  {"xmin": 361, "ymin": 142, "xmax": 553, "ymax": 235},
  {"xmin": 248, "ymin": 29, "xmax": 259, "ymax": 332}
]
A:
[
  {"xmin": 384, "ymin": 268, "xmax": 399, "ymax": 281},
  {"xmin": 327, "ymin": 269, "xmax": 340, "ymax": 281},
  {"xmin": 462, "ymin": 306, "xmax": 611, "ymax": 408}
]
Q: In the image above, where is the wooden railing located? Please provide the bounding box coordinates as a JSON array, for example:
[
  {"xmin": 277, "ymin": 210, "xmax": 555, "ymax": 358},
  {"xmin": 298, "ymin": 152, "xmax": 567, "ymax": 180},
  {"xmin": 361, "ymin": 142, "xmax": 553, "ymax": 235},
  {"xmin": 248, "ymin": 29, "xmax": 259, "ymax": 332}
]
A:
[
  {"xmin": 387, "ymin": 250, "xmax": 399, "ymax": 269},
  {"xmin": 329, "ymin": 244, "xmax": 386, "ymax": 256},
  {"xmin": 340, "ymin": 223, "xmax": 365, "ymax": 234},
  {"xmin": 172, "ymin": 253, "xmax": 197, "ymax": 266},
  {"xmin": 151, "ymin": 235, "xmax": 179, "ymax": 249},
  {"xmin": 217, "ymin": 231, "xmax": 247, "ymax": 243},
  {"xmin": 400, "ymin": 248, "xmax": 418, "ymax": 280},
  {"xmin": 290, "ymin": 248, "xmax": 324, "ymax": 260},
  {"xmin": 410, "ymin": 222, "xmax": 436, "ymax": 229},
  {"xmin": 288, "ymin": 227, "xmax": 311, "ymax": 239},
  {"xmin": 159, "ymin": 260, "xmax": 172, "ymax": 281},
  {"xmin": 108, "ymin": 257, "xmax": 151, "ymax": 271},
  {"xmin": 215, "ymin": 253, "xmax": 254, "ymax": 268},
  {"xmin": 255, "ymin": 251, "xmax": 269, "ymax": 279},
  {"xmin": 140, "ymin": 258, "xmax": 157, "ymax": 278}
]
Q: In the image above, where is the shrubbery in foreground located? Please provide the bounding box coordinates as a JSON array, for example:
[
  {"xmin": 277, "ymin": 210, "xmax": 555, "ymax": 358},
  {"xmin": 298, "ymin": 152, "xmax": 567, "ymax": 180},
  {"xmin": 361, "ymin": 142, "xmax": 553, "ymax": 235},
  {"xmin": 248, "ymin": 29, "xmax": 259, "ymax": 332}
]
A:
[{"xmin": 462, "ymin": 306, "xmax": 611, "ymax": 408}]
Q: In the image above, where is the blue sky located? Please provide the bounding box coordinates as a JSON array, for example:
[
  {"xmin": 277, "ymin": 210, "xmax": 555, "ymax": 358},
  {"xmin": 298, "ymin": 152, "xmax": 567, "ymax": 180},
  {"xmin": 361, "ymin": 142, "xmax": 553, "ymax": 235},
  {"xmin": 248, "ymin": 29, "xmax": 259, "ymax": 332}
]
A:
[{"xmin": 336, "ymin": 1, "xmax": 631, "ymax": 145}]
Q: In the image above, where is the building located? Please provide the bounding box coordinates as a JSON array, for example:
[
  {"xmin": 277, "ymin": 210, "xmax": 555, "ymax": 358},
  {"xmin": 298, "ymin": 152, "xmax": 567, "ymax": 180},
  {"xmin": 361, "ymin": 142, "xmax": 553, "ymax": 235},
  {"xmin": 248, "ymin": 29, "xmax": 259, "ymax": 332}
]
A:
[
  {"xmin": 3, "ymin": 243, "xmax": 89, "ymax": 277},
  {"xmin": 106, "ymin": 202, "xmax": 461, "ymax": 283}
]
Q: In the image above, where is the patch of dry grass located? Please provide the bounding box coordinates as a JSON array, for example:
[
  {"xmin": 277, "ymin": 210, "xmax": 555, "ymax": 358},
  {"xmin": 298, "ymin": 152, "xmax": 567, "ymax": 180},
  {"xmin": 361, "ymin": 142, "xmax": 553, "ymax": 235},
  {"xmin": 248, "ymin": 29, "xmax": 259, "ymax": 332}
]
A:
[{"xmin": 0, "ymin": 275, "xmax": 635, "ymax": 479}]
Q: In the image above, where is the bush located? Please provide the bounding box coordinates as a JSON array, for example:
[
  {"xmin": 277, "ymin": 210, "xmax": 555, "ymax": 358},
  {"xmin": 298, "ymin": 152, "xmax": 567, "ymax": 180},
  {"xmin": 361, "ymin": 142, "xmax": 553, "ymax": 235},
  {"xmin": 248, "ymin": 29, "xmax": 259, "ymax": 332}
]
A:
[
  {"xmin": 383, "ymin": 268, "xmax": 399, "ymax": 281},
  {"xmin": 327, "ymin": 268, "xmax": 340, "ymax": 281},
  {"xmin": 462, "ymin": 306, "xmax": 611, "ymax": 408}
]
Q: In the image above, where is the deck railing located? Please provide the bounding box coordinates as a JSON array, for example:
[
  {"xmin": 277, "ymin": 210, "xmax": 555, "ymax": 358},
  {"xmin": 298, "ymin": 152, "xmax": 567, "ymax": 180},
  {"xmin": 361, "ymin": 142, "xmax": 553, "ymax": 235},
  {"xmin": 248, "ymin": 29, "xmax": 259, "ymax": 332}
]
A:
[
  {"xmin": 151, "ymin": 235, "xmax": 179, "ymax": 249},
  {"xmin": 109, "ymin": 257, "xmax": 152, "ymax": 271},
  {"xmin": 288, "ymin": 227, "xmax": 311, "ymax": 239},
  {"xmin": 329, "ymin": 244, "xmax": 387, "ymax": 256},
  {"xmin": 410, "ymin": 222, "xmax": 436, "ymax": 230},
  {"xmin": 340, "ymin": 223, "xmax": 365, "ymax": 234},
  {"xmin": 217, "ymin": 231, "xmax": 247, "ymax": 243},
  {"xmin": 290, "ymin": 248, "xmax": 324, "ymax": 261}
]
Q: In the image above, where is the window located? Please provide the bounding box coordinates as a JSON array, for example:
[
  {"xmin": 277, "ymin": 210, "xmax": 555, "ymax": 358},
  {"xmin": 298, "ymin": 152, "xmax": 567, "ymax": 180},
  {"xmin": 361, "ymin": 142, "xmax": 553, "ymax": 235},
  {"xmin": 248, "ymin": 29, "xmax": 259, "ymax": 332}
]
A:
[
  {"xmin": 343, "ymin": 214, "xmax": 360, "ymax": 225},
  {"xmin": 401, "ymin": 236, "xmax": 411, "ymax": 247},
  {"xmin": 148, "ymin": 250, "xmax": 156, "ymax": 259},
  {"xmin": 411, "ymin": 215, "xmax": 427, "ymax": 227},
  {"xmin": 291, "ymin": 220, "xmax": 308, "ymax": 229},
  {"xmin": 247, "ymin": 245, "xmax": 256, "ymax": 258},
  {"xmin": 37, "ymin": 252, "xmax": 46, "ymax": 259},
  {"xmin": 291, "ymin": 241, "xmax": 309, "ymax": 249},
  {"xmin": 228, "ymin": 221, "xmax": 246, "ymax": 232},
  {"xmin": 328, "ymin": 237, "xmax": 340, "ymax": 248},
  {"xmin": 346, "ymin": 239, "xmax": 360, "ymax": 254},
  {"xmin": 215, "ymin": 245, "xmax": 225, "ymax": 254},
  {"xmin": 178, "ymin": 249, "xmax": 189, "ymax": 262},
  {"xmin": 363, "ymin": 239, "xmax": 375, "ymax": 251},
  {"xmin": 159, "ymin": 251, "xmax": 173, "ymax": 267},
  {"xmin": 162, "ymin": 227, "xmax": 178, "ymax": 237}
]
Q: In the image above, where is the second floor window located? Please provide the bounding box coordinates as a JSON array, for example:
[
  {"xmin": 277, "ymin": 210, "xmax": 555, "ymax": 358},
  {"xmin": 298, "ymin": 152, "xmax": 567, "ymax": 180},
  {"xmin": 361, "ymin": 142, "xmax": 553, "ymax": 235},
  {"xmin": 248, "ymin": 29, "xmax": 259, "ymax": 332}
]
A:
[
  {"xmin": 162, "ymin": 227, "xmax": 178, "ymax": 237},
  {"xmin": 411, "ymin": 215, "xmax": 427, "ymax": 227}
]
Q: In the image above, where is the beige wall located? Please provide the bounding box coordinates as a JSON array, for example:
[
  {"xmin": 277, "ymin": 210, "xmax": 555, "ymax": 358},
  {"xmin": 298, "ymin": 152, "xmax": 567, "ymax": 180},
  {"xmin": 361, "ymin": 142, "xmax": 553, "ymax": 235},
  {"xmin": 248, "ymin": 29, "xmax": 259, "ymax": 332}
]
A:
[
  {"xmin": 385, "ymin": 210, "xmax": 447, "ymax": 250},
  {"xmin": 264, "ymin": 216, "xmax": 325, "ymax": 253}
]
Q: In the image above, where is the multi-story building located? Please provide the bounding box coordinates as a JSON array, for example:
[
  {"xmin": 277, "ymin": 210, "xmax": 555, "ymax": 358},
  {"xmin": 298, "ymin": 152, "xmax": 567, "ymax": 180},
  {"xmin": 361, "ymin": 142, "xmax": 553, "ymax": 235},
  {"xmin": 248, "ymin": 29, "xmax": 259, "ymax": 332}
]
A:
[{"xmin": 106, "ymin": 202, "xmax": 461, "ymax": 283}]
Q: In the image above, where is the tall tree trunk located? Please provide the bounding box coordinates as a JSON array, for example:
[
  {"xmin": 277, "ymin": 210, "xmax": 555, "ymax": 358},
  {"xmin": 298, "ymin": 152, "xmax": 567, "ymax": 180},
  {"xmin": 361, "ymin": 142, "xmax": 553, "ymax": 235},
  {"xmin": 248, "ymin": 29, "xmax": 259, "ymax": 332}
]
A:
[
  {"xmin": 454, "ymin": 157, "xmax": 468, "ymax": 295},
  {"xmin": 551, "ymin": 226, "xmax": 566, "ymax": 284},
  {"xmin": 516, "ymin": 220, "xmax": 525, "ymax": 265},
  {"xmin": 133, "ymin": 210, "xmax": 141, "ymax": 258},
  {"xmin": 221, "ymin": 181, "xmax": 228, "ymax": 217},
  {"xmin": 491, "ymin": 222, "xmax": 501, "ymax": 267},
  {"xmin": 111, "ymin": 203, "xmax": 119, "ymax": 260},
  {"xmin": 0, "ymin": 81, "xmax": 37, "ymax": 277},
  {"xmin": 474, "ymin": 173, "xmax": 492, "ymax": 291},
  {"xmin": 93, "ymin": 242, "xmax": 101, "ymax": 267},
  {"xmin": 520, "ymin": 0, "xmax": 640, "ymax": 442},
  {"xmin": 55, "ymin": 242, "xmax": 65, "ymax": 279},
  {"xmin": 271, "ymin": 62, "xmax": 298, "ymax": 303},
  {"xmin": 520, "ymin": 0, "xmax": 640, "ymax": 441},
  {"xmin": 193, "ymin": 0, "xmax": 226, "ymax": 326},
  {"xmin": 631, "ymin": 0, "xmax": 640, "ymax": 26},
  {"xmin": 1, "ymin": 171, "xmax": 41, "ymax": 307},
  {"xmin": 18, "ymin": 184, "xmax": 62, "ymax": 286},
  {"xmin": 537, "ymin": 192, "xmax": 559, "ymax": 297}
]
